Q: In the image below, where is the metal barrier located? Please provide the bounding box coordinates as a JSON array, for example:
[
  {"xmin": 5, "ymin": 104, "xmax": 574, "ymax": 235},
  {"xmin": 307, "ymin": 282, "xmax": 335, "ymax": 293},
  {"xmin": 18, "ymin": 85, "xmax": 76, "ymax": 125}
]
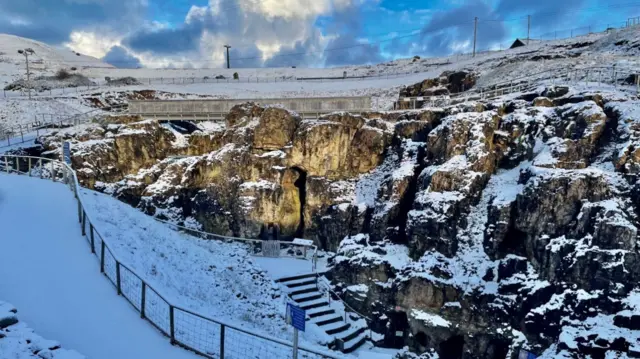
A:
[
  {"xmin": 0, "ymin": 154, "xmax": 341, "ymax": 359},
  {"xmin": 155, "ymin": 218, "xmax": 319, "ymax": 272},
  {"xmin": 0, "ymin": 104, "xmax": 128, "ymax": 149}
]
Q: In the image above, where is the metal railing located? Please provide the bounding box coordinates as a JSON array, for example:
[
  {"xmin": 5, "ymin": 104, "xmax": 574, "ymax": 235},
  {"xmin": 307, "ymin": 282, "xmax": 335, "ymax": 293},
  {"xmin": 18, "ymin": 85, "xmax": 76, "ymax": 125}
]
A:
[
  {"xmin": 0, "ymin": 104, "xmax": 128, "ymax": 149},
  {"xmin": 154, "ymin": 217, "xmax": 319, "ymax": 272},
  {"xmin": 395, "ymin": 66, "xmax": 640, "ymax": 109},
  {"xmin": 0, "ymin": 154, "xmax": 341, "ymax": 359}
]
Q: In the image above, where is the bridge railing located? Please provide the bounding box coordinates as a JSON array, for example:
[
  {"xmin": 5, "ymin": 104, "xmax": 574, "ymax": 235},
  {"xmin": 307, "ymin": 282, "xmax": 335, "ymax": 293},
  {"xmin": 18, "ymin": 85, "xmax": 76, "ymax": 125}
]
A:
[{"xmin": 0, "ymin": 154, "xmax": 340, "ymax": 359}]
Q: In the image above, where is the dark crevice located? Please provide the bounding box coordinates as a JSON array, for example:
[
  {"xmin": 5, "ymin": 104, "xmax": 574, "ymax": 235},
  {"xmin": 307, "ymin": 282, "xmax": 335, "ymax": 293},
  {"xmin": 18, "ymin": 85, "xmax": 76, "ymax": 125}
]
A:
[
  {"xmin": 439, "ymin": 335, "xmax": 465, "ymax": 359},
  {"xmin": 391, "ymin": 144, "xmax": 427, "ymax": 244},
  {"xmin": 292, "ymin": 166, "xmax": 307, "ymax": 238}
]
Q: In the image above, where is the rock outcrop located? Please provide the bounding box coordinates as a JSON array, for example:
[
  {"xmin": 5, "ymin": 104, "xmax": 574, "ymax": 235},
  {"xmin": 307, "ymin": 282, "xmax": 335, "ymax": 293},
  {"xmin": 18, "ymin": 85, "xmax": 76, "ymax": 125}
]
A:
[{"xmin": 39, "ymin": 85, "xmax": 640, "ymax": 359}]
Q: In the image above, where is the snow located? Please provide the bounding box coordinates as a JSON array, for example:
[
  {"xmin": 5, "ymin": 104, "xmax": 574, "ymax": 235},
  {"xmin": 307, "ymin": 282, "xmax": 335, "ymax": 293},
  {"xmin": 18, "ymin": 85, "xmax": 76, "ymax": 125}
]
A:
[
  {"xmin": 0, "ymin": 172, "xmax": 347, "ymax": 357},
  {"xmin": 411, "ymin": 310, "xmax": 451, "ymax": 328},
  {"xmin": 0, "ymin": 174, "xmax": 199, "ymax": 359}
]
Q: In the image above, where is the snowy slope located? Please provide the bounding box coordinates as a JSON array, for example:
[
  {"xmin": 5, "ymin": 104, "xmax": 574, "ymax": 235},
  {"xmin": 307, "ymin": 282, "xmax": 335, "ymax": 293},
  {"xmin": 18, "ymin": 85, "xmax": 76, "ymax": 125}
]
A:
[
  {"xmin": 0, "ymin": 33, "xmax": 113, "ymax": 86},
  {"xmin": 0, "ymin": 174, "xmax": 200, "ymax": 359}
]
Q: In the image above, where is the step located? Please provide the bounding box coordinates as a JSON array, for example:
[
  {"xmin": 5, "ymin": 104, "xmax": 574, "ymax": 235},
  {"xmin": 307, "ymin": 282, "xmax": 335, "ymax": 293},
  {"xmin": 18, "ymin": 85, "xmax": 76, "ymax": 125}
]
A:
[
  {"xmin": 284, "ymin": 278, "xmax": 317, "ymax": 288},
  {"xmin": 313, "ymin": 314, "xmax": 343, "ymax": 327},
  {"xmin": 307, "ymin": 308, "xmax": 335, "ymax": 318},
  {"xmin": 324, "ymin": 322, "xmax": 350, "ymax": 335},
  {"xmin": 342, "ymin": 331, "xmax": 368, "ymax": 354},
  {"xmin": 299, "ymin": 298, "xmax": 330, "ymax": 310},
  {"xmin": 289, "ymin": 284, "xmax": 318, "ymax": 296},
  {"xmin": 340, "ymin": 326, "xmax": 367, "ymax": 343},
  {"xmin": 292, "ymin": 292, "xmax": 323, "ymax": 303},
  {"xmin": 275, "ymin": 272, "xmax": 317, "ymax": 283}
]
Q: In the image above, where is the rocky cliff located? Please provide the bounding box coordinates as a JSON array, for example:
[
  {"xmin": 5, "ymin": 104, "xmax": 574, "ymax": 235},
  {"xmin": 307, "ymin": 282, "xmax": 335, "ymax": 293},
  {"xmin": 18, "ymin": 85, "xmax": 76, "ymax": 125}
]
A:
[{"xmin": 36, "ymin": 86, "xmax": 640, "ymax": 359}]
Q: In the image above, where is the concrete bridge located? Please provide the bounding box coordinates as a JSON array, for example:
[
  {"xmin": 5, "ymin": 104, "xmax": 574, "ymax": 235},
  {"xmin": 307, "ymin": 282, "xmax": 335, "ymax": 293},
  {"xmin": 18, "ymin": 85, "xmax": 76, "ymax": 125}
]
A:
[{"xmin": 128, "ymin": 97, "xmax": 372, "ymax": 121}]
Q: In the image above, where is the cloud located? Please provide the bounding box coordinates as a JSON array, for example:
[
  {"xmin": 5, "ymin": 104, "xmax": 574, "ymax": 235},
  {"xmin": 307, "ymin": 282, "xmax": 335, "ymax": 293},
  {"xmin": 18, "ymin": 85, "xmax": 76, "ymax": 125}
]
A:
[
  {"xmin": 102, "ymin": 46, "xmax": 142, "ymax": 69},
  {"xmin": 386, "ymin": 1, "xmax": 507, "ymax": 57},
  {"xmin": 0, "ymin": 0, "xmax": 147, "ymax": 44}
]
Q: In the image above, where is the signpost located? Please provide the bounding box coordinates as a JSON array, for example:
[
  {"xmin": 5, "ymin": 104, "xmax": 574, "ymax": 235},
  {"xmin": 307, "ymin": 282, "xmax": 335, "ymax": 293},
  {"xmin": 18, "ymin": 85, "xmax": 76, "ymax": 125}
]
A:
[
  {"xmin": 286, "ymin": 302, "xmax": 305, "ymax": 359},
  {"xmin": 62, "ymin": 142, "xmax": 71, "ymax": 165}
]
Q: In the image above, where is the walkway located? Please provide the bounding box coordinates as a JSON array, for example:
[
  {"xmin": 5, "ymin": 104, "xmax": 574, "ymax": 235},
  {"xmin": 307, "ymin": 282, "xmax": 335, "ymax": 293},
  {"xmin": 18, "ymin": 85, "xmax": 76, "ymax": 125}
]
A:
[{"xmin": 0, "ymin": 173, "xmax": 198, "ymax": 359}]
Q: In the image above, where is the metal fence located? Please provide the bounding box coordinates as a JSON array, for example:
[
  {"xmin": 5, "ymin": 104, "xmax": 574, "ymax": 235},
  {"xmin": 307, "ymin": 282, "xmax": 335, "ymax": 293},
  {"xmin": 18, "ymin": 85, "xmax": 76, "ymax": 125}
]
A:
[
  {"xmin": 128, "ymin": 96, "xmax": 372, "ymax": 121},
  {"xmin": 0, "ymin": 105, "xmax": 128, "ymax": 149},
  {"xmin": 0, "ymin": 154, "xmax": 341, "ymax": 359}
]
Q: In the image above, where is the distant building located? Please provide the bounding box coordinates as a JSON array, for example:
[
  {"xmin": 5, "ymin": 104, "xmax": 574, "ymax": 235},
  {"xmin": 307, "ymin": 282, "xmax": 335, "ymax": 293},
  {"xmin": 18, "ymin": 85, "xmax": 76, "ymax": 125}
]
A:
[{"xmin": 510, "ymin": 38, "xmax": 543, "ymax": 49}]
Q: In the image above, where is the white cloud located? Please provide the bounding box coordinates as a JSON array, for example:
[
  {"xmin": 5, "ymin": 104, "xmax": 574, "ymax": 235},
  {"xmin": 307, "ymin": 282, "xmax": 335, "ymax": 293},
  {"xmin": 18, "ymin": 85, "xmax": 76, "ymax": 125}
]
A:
[{"xmin": 65, "ymin": 31, "xmax": 121, "ymax": 58}]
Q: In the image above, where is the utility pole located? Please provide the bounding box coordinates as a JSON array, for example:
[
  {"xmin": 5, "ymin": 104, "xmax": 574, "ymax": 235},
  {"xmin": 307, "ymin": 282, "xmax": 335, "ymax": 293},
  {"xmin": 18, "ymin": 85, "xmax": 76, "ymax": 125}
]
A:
[
  {"xmin": 224, "ymin": 45, "xmax": 231, "ymax": 69},
  {"xmin": 18, "ymin": 48, "xmax": 35, "ymax": 100},
  {"xmin": 527, "ymin": 15, "xmax": 531, "ymax": 45},
  {"xmin": 473, "ymin": 17, "xmax": 478, "ymax": 57}
]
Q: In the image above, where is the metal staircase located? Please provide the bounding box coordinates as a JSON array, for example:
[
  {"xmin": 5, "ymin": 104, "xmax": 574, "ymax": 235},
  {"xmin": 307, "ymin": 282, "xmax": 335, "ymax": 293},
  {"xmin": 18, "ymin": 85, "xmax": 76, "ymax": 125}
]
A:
[{"xmin": 276, "ymin": 273, "xmax": 369, "ymax": 354}]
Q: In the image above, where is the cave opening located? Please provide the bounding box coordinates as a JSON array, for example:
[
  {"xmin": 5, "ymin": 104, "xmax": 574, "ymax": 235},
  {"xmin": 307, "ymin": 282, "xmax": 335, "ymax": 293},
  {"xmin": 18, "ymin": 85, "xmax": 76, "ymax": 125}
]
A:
[
  {"xmin": 291, "ymin": 166, "xmax": 307, "ymax": 238},
  {"xmin": 439, "ymin": 335, "xmax": 465, "ymax": 359}
]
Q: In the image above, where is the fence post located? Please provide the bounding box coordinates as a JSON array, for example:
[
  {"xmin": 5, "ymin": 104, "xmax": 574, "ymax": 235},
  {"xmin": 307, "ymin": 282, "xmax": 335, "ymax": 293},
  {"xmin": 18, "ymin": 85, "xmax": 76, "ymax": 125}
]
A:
[
  {"xmin": 3, "ymin": 157, "xmax": 6, "ymax": 173},
  {"xmin": 220, "ymin": 324, "xmax": 225, "ymax": 359},
  {"xmin": 77, "ymin": 201, "xmax": 82, "ymax": 223},
  {"xmin": 170, "ymin": 306, "xmax": 176, "ymax": 344},
  {"xmin": 116, "ymin": 262, "xmax": 122, "ymax": 295},
  {"xmin": 100, "ymin": 240, "xmax": 105, "ymax": 273},
  {"xmin": 28, "ymin": 157, "xmax": 31, "ymax": 176},
  {"xmin": 38, "ymin": 159, "xmax": 42, "ymax": 178},
  {"xmin": 90, "ymin": 224, "xmax": 95, "ymax": 253},
  {"xmin": 141, "ymin": 282, "xmax": 146, "ymax": 319},
  {"xmin": 82, "ymin": 211, "xmax": 86, "ymax": 236}
]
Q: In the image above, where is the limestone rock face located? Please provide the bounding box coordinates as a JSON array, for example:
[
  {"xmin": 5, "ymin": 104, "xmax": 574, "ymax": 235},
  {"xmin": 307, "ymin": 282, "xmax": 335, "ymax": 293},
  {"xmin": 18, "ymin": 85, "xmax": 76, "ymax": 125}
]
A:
[{"xmin": 44, "ymin": 86, "xmax": 640, "ymax": 359}]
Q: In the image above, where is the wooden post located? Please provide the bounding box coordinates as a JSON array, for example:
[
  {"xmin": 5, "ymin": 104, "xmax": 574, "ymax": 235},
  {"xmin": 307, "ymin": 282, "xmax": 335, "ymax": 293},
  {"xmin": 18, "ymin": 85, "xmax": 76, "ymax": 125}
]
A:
[
  {"xmin": 90, "ymin": 224, "xmax": 95, "ymax": 254},
  {"xmin": 100, "ymin": 241, "xmax": 105, "ymax": 273},
  {"xmin": 169, "ymin": 306, "xmax": 176, "ymax": 344},
  {"xmin": 116, "ymin": 262, "xmax": 121, "ymax": 295},
  {"xmin": 220, "ymin": 324, "xmax": 225, "ymax": 359},
  {"xmin": 140, "ymin": 282, "xmax": 146, "ymax": 319}
]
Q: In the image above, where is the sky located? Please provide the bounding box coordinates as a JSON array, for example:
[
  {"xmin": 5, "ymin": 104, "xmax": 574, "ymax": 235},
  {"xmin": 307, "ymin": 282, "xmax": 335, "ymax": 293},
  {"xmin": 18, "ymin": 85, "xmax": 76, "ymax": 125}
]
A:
[{"xmin": 0, "ymin": 0, "xmax": 637, "ymax": 69}]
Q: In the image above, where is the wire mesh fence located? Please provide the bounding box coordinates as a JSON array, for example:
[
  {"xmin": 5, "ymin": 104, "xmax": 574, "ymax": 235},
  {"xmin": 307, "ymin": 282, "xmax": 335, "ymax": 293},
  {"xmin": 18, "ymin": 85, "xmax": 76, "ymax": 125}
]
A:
[{"xmin": 0, "ymin": 154, "xmax": 342, "ymax": 359}]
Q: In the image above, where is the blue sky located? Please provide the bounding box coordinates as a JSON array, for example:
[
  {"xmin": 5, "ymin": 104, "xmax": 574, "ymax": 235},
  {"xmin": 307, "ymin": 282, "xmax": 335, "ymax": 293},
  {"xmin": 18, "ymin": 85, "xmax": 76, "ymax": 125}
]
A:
[{"xmin": 0, "ymin": 0, "xmax": 637, "ymax": 68}]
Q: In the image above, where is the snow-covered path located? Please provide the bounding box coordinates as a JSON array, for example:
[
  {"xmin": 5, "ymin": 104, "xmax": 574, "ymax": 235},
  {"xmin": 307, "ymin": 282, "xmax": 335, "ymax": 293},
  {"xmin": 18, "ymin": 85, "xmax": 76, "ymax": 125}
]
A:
[{"xmin": 0, "ymin": 173, "xmax": 198, "ymax": 359}]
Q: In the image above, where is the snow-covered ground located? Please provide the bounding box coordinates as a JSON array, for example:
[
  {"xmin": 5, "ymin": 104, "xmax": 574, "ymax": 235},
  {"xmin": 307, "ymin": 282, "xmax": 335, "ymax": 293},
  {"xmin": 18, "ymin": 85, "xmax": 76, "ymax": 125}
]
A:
[
  {"xmin": 0, "ymin": 300, "xmax": 85, "ymax": 359},
  {"xmin": 0, "ymin": 171, "xmax": 391, "ymax": 358},
  {"xmin": 0, "ymin": 174, "xmax": 200, "ymax": 359}
]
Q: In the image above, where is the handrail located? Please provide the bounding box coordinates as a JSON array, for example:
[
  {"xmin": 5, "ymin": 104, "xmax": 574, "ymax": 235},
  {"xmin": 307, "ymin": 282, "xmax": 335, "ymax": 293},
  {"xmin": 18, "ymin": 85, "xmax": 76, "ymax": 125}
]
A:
[
  {"xmin": 154, "ymin": 217, "xmax": 319, "ymax": 272},
  {"xmin": 0, "ymin": 154, "xmax": 341, "ymax": 359},
  {"xmin": 0, "ymin": 104, "xmax": 129, "ymax": 148},
  {"xmin": 316, "ymin": 278, "xmax": 371, "ymax": 323}
]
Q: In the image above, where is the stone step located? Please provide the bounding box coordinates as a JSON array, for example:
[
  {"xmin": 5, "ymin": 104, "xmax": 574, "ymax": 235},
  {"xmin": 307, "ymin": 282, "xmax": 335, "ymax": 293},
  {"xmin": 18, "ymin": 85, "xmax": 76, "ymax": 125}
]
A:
[
  {"xmin": 275, "ymin": 272, "xmax": 318, "ymax": 284},
  {"xmin": 342, "ymin": 330, "xmax": 368, "ymax": 354},
  {"xmin": 284, "ymin": 278, "xmax": 317, "ymax": 288},
  {"xmin": 340, "ymin": 326, "xmax": 367, "ymax": 343},
  {"xmin": 292, "ymin": 292, "xmax": 323, "ymax": 303},
  {"xmin": 325, "ymin": 322, "xmax": 350, "ymax": 335},
  {"xmin": 314, "ymin": 315, "xmax": 343, "ymax": 327},
  {"xmin": 299, "ymin": 298, "xmax": 329, "ymax": 310},
  {"xmin": 307, "ymin": 308, "xmax": 335, "ymax": 318},
  {"xmin": 289, "ymin": 284, "xmax": 318, "ymax": 296}
]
